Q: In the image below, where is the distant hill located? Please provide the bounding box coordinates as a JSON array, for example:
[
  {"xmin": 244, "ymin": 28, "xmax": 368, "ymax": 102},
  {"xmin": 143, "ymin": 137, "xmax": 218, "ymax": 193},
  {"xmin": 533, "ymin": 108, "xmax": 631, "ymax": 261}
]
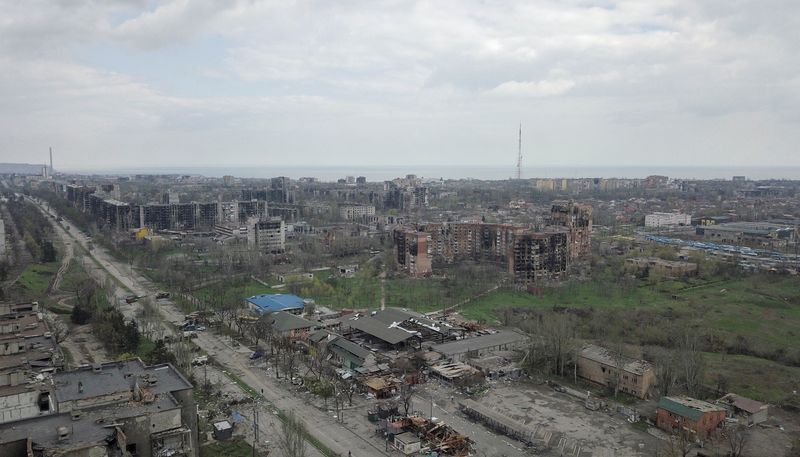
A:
[{"xmin": 0, "ymin": 163, "xmax": 48, "ymax": 175}]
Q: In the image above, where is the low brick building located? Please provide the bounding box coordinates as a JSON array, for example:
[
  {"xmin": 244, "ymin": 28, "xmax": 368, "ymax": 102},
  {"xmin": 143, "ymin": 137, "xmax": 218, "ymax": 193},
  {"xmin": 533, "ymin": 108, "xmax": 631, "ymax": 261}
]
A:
[
  {"xmin": 656, "ymin": 396, "xmax": 726, "ymax": 440},
  {"xmin": 576, "ymin": 344, "xmax": 655, "ymax": 399},
  {"xmin": 625, "ymin": 257, "xmax": 698, "ymax": 278}
]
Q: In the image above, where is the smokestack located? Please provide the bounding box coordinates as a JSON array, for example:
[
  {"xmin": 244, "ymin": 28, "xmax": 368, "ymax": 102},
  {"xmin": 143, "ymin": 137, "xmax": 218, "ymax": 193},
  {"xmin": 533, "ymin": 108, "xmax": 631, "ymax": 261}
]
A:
[{"xmin": 49, "ymin": 147, "xmax": 53, "ymax": 174}]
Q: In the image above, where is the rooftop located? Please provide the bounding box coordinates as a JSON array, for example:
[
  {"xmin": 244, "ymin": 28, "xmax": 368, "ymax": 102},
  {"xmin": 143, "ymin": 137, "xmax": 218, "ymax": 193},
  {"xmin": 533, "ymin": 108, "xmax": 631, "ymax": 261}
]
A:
[
  {"xmin": 430, "ymin": 330, "xmax": 527, "ymax": 357},
  {"xmin": 329, "ymin": 337, "xmax": 371, "ymax": 361},
  {"xmin": 658, "ymin": 396, "xmax": 725, "ymax": 421},
  {"xmin": 269, "ymin": 312, "xmax": 316, "ymax": 333},
  {"xmin": 579, "ymin": 344, "xmax": 653, "ymax": 375},
  {"xmin": 347, "ymin": 315, "xmax": 418, "ymax": 345},
  {"xmin": 718, "ymin": 393, "xmax": 768, "ymax": 415},
  {"xmin": 53, "ymin": 359, "xmax": 191, "ymax": 404},
  {"xmin": 245, "ymin": 294, "xmax": 305, "ymax": 314},
  {"xmin": 0, "ymin": 392, "xmax": 179, "ymax": 447}
]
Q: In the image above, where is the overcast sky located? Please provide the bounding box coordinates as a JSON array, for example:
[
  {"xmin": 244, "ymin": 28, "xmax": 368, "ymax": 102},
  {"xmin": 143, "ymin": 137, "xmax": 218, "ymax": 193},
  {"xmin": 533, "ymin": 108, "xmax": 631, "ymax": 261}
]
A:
[{"xmin": 1, "ymin": 0, "xmax": 799, "ymax": 170}]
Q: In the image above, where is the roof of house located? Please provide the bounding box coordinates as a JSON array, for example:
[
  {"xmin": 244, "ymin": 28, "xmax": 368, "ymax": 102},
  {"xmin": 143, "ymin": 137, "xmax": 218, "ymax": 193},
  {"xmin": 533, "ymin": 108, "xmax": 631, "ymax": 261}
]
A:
[
  {"xmin": 658, "ymin": 396, "xmax": 725, "ymax": 421},
  {"xmin": 246, "ymin": 294, "xmax": 305, "ymax": 313},
  {"xmin": 578, "ymin": 344, "xmax": 653, "ymax": 375},
  {"xmin": 430, "ymin": 330, "xmax": 527, "ymax": 357},
  {"xmin": 718, "ymin": 393, "xmax": 768, "ymax": 415},
  {"xmin": 270, "ymin": 312, "xmax": 316, "ymax": 333}
]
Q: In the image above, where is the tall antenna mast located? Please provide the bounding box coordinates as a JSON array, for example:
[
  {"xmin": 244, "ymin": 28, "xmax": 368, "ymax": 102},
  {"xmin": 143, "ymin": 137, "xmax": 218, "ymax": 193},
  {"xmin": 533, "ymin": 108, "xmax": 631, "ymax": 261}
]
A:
[{"xmin": 516, "ymin": 123, "xmax": 522, "ymax": 180}]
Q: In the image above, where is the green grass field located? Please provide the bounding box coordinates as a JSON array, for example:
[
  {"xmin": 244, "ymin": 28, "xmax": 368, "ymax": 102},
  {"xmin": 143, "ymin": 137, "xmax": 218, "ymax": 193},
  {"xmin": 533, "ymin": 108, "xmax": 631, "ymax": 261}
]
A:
[
  {"xmin": 200, "ymin": 438, "xmax": 256, "ymax": 457},
  {"xmin": 703, "ymin": 352, "xmax": 800, "ymax": 404},
  {"xmin": 15, "ymin": 261, "xmax": 60, "ymax": 296},
  {"xmin": 462, "ymin": 275, "xmax": 800, "ymax": 344},
  {"xmin": 459, "ymin": 273, "xmax": 800, "ymax": 403},
  {"xmin": 194, "ymin": 279, "xmax": 280, "ymax": 304}
]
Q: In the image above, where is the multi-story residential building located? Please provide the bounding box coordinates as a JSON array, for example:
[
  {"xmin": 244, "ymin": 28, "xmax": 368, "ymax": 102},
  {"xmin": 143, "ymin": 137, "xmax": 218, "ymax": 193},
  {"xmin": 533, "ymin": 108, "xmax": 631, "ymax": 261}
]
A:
[
  {"xmin": 339, "ymin": 204, "xmax": 376, "ymax": 222},
  {"xmin": 644, "ymin": 212, "xmax": 691, "ymax": 227},
  {"xmin": 395, "ymin": 230, "xmax": 432, "ymax": 277},
  {"xmin": 247, "ymin": 217, "xmax": 286, "ymax": 253}
]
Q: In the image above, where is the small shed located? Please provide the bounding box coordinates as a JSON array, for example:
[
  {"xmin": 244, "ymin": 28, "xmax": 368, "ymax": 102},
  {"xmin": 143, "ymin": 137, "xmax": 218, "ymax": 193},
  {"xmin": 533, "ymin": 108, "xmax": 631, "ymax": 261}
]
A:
[
  {"xmin": 717, "ymin": 393, "xmax": 769, "ymax": 425},
  {"xmin": 212, "ymin": 421, "xmax": 233, "ymax": 441},
  {"xmin": 394, "ymin": 432, "xmax": 422, "ymax": 455}
]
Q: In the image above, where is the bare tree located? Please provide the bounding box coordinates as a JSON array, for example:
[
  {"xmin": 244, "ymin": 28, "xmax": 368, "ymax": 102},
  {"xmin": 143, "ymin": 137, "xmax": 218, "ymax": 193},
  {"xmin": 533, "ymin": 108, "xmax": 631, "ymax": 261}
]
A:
[
  {"xmin": 525, "ymin": 312, "xmax": 576, "ymax": 377},
  {"xmin": 656, "ymin": 431, "xmax": 693, "ymax": 457},
  {"xmin": 278, "ymin": 411, "xmax": 308, "ymax": 457},
  {"xmin": 727, "ymin": 425, "xmax": 749, "ymax": 457},
  {"xmin": 44, "ymin": 314, "xmax": 69, "ymax": 344},
  {"xmin": 400, "ymin": 381, "xmax": 414, "ymax": 415},
  {"xmin": 676, "ymin": 329, "xmax": 706, "ymax": 397},
  {"xmin": 653, "ymin": 348, "xmax": 679, "ymax": 397},
  {"xmin": 609, "ymin": 340, "xmax": 627, "ymax": 398}
]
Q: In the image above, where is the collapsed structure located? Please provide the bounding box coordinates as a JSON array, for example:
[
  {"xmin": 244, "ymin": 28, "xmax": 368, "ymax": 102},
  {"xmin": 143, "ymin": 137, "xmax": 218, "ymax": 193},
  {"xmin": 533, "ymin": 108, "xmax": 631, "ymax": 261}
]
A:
[
  {"xmin": 0, "ymin": 359, "xmax": 198, "ymax": 457},
  {"xmin": 395, "ymin": 202, "xmax": 592, "ymax": 284}
]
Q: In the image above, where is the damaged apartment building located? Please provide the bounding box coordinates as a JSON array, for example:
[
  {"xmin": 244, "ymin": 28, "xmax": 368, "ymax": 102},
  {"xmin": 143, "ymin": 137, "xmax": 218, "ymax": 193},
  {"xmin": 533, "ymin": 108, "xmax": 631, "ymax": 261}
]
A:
[
  {"xmin": 0, "ymin": 302, "xmax": 62, "ymax": 425},
  {"xmin": 63, "ymin": 183, "xmax": 266, "ymax": 232},
  {"xmin": 0, "ymin": 358, "xmax": 198, "ymax": 457},
  {"xmin": 395, "ymin": 202, "xmax": 592, "ymax": 285}
]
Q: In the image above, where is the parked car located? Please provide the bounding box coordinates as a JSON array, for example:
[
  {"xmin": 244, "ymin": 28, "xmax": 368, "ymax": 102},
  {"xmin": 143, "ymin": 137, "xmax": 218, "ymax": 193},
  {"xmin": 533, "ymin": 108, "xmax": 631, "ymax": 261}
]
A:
[
  {"xmin": 124, "ymin": 295, "xmax": 140, "ymax": 304},
  {"xmin": 191, "ymin": 355, "xmax": 209, "ymax": 366},
  {"xmin": 156, "ymin": 292, "xmax": 170, "ymax": 299},
  {"xmin": 249, "ymin": 349, "xmax": 265, "ymax": 360},
  {"xmin": 196, "ymin": 326, "xmax": 207, "ymax": 331},
  {"xmin": 183, "ymin": 331, "xmax": 198, "ymax": 339}
]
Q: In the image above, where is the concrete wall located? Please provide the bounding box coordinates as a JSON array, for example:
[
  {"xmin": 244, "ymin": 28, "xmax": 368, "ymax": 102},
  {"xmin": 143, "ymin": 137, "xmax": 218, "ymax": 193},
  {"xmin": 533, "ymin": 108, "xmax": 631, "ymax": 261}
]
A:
[
  {"xmin": 171, "ymin": 388, "xmax": 199, "ymax": 457},
  {"xmin": 656, "ymin": 408, "xmax": 725, "ymax": 440},
  {"xmin": 576, "ymin": 357, "xmax": 655, "ymax": 399},
  {"xmin": 0, "ymin": 390, "xmax": 45, "ymax": 424}
]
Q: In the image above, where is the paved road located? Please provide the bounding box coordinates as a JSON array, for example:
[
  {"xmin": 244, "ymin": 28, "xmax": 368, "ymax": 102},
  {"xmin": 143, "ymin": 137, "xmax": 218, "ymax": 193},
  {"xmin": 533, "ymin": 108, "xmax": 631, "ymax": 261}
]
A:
[{"xmin": 30, "ymin": 197, "xmax": 391, "ymax": 457}]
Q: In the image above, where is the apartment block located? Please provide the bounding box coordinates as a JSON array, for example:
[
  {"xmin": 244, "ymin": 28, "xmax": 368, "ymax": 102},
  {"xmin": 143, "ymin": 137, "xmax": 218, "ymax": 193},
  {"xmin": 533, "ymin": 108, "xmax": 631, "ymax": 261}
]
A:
[
  {"xmin": 509, "ymin": 230, "xmax": 569, "ymax": 285},
  {"xmin": 247, "ymin": 217, "xmax": 286, "ymax": 253},
  {"xmin": 395, "ymin": 230, "xmax": 432, "ymax": 277},
  {"xmin": 644, "ymin": 212, "xmax": 691, "ymax": 227},
  {"xmin": 550, "ymin": 202, "xmax": 593, "ymax": 260},
  {"xmin": 339, "ymin": 204, "xmax": 376, "ymax": 222}
]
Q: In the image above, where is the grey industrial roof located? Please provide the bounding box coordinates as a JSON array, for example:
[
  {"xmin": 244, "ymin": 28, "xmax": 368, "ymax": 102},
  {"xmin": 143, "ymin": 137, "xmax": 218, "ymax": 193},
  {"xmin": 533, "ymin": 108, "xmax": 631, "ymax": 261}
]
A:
[
  {"xmin": 329, "ymin": 337, "xmax": 371, "ymax": 361},
  {"xmin": 270, "ymin": 312, "xmax": 316, "ymax": 333},
  {"xmin": 53, "ymin": 359, "xmax": 191, "ymax": 403},
  {"xmin": 348, "ymin": 316, "xmax": 417, "ymax": 345},
  {"xmin": 430, "ymin": 330, "xmax": 527, "ymax": 356},
  {"xmin": 373, "ymin": 307, "xmax": 462, "ymax": 334},
  {"xmin": 371, "ymin": 308, "xmax": 422, "ymax": 325}
]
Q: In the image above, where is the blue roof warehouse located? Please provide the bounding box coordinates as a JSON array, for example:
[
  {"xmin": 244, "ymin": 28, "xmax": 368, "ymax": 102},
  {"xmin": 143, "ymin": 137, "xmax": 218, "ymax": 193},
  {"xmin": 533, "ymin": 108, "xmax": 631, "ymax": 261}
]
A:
[{"xmin": 245, "ymin": 294, "xmax": 306, "ymax": 315}]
